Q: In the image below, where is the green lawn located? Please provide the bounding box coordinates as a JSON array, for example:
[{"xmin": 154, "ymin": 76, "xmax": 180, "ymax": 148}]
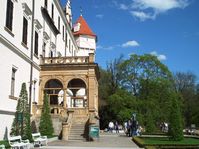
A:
[
  {"xmin": 143, "ymin": 137, "xmax": 199, "ymax": 145},
  {"xmin": 133, "ymin": 136, "xmax": 199, "ymax": 149}
]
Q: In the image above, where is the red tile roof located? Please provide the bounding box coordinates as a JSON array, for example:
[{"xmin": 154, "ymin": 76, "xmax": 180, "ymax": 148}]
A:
[{"xmin": 73, "ymin": 15, "xmax": 96, "ymax": 37}]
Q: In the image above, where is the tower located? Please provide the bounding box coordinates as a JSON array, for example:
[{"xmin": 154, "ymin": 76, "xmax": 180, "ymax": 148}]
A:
[
  {"xmin": 65, "ymin": 0, "xmax": 72, "ymax": 28},
  {"xmin": 73, "ymin": 15, "xmax": 97, "ymax": 58}
]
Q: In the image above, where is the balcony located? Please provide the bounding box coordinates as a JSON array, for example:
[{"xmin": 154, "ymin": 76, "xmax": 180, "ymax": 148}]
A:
[{"xmin": 40, "ymin": 53, "xmax": 95, "ymax": 65}]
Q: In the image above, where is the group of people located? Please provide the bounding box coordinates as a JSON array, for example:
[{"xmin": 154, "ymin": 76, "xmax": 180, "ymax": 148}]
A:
[
  {"xmin": 124, "ymin": 118, "xmax": 141, "ymax": 137},
  {"xmin": 107, "ymin": 114, "xmax": 143, "ymax": 136},
  {"xmin": 108, "ymin": 121, "xmax": 120, "ymax": 133}
]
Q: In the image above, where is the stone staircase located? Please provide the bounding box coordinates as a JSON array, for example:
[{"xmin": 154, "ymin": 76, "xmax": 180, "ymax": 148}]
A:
[
  {"xmin": 68, "ymin": 122, "xmax": 86, "ymax": 141},
  {"xmin": 67, "ymin": 108, "xmax": 89, "ymax": 141}
]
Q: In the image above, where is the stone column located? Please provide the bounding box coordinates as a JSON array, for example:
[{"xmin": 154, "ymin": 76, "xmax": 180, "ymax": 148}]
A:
[
  {"xmin": 63, "ymin": 89, "xmax": 67, "ymax": 108},
  {"xmin": 62, "ymin": 122, "xmax": 69, "ymax": 140},
  {"xmin": 88, "ymin": 75, "xmax": 95, "ymax": 110}
]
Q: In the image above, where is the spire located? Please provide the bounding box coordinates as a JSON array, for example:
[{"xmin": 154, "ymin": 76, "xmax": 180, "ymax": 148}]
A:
[
  {"xmin": 73, "ymin": 15, "xmax": 96, "ymax": 37},
  {"xmin": 66, "ymin": 0, "xmax": 72, "ymax": 28},
  {"xmin": 80, "ymin": 6, "xmax": 83, "ymax": 16}
]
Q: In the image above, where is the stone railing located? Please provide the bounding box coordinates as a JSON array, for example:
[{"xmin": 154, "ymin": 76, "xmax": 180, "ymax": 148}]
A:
[{"xmin": 40, "ymin": 53, "xmax": 95, "ymax": 65}]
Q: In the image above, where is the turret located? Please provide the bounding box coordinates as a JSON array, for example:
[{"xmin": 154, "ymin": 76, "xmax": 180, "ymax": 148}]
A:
[{"xmin": 73, "ymin": 15, "xmax": 97, "ymax": 58}]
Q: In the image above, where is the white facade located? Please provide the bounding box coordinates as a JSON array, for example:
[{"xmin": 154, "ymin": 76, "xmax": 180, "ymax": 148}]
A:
[
  {"xmin": 0, "ymin": 0, "xmax": 79, "ymax": 140},
  {"xmin": 75, "ymin": 35, "xmax": 96, "ymax": 56}
]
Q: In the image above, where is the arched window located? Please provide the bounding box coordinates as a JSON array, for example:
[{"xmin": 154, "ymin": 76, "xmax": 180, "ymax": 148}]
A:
[
  {"xmin": 44, "ymin": 79, "xmax": 63, "ymax": 105},
  {"xmin": 67, "ymin": 79, "xmax": 87, "ymax": 108}
]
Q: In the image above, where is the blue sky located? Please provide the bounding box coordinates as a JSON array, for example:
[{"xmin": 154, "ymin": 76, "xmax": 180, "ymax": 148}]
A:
[{"xmin": 61, "ymin": 0, "xmax": 199, "ymax": 80}]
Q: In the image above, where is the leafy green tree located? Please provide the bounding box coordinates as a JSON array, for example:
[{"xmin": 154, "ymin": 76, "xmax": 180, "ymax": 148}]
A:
[
  {"xmin": 145, "ymin": 111, "xmax": 156, "ymax": 133},
  {"xmin": 10, "ymin": 83, "xmax": 32, "ymax": 141},
  {"xmin": 39, "ymin": 93, "xmax": 54, "ymax": 137},
  {"xmin": 168, "ymin": 93, "xmax": 184, "ymax": 141},
  {"xmin": 119, "ymin": 54, "xmax": 172, "ymax": 95},
  {"xmin": 173, "ymin": 72, "xmax": 197, "ymax": 127},
  {"xmin": 107, "ymin": 89, "xmax": 137, "ymax": 123}
]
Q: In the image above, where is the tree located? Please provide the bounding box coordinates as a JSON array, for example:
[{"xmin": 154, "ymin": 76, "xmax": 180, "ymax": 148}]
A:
[
  {"xmin": 119, "ymin": 54, "xmax": 172, "ymax": 95},
  {"xmin": 168, "ymin": 93, "xmax": 184, "ymax": 141},
  {"xmin": 173, "ymin": 72, "xmax": 197, "ymax": 126},
  {"xmin": 10, "ymin": 83, "xmax": 32, "ymax": 141},
  {"xmin": 39, "ymin": 93, "xmax": 54, "ymax": 137},
  {"xmin": 107, "ymin": 89, "xmax": 137, "ymax": 123},
  {"xmin": 106, "ymin": 55, "xmax": 123, "ymax": 94}
]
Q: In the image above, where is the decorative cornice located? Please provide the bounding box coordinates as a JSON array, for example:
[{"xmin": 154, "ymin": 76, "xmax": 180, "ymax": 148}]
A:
[
  {"xmin": 22, "ymin": 3, "xmax": 32, "ymax": 19},
  {"xmin": 43, "ymin": 31, "xmax": 50, "ymax": 41},
  {"xmin": 34, "ymin": 19, "xmax": 42, "ymax": 31}
]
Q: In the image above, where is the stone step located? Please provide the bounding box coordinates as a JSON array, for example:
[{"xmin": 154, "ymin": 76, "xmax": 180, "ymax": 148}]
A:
[
  {"xmin": 68, "ymin": 120, "xmax": 87, "ymax": 141},
  {"xmin": 71, "ymin": 127, "xmax": 85, "ymax": 129},
  {"xmin": 68, "ymin": 137, "xmax": 85, "ymax": 141}
]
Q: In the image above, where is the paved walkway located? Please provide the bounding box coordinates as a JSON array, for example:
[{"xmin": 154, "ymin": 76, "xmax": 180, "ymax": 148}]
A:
[{"xmin": 39, "ymin": 133, "xmax": 141, "ymax": 149}]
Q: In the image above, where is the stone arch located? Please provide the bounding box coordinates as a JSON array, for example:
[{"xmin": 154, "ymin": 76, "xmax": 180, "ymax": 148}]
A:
[
  {"xmin": 42, "ymin": 77, "xmax": 64, "ymax": 88},
  {"xmin": 66, "ymin": 78, "xmax": 88, "ymax": 108},
  {"xmin": 44, "ymin": 79, "xmax": 64, "ymax": 107},
  {"xmin": 66, "ymin": 76, "xmax": 88, "ymax": 88}
]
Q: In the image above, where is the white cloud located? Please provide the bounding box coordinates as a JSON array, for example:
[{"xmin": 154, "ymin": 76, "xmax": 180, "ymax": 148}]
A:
[
  {"xmin": 119, "ymin": 4, "xmax": 129, "ymax": 10},
  {"xmin": 158, "ymin": 54, "xmax": 167, "ymax": 61},
  {"xmin": 122, "ymin": 40, "xmax": 140, "ymax": 48},
  {"xmin": 97, "ymin": 45, "xmax": 114, "ymax": 50},
  {"xmin": 150, "ymin": 51, "xmax": 167, "ymax": 61},
  {"xmin": 96, "ymin": 14, "xmax": 104, "ymax": 19},
  {"xmin": 113, "ymin": 0, "xmax": 190, "ymax": 21},
  {"xmin": 131, "ymin": 0, "xmax": 189, "ymax": 12},
  {"xmin": 130, "ymin": 11, "xmax": 155, "ymax": 21},
  {"xmin": 97, "ymin": 40, "xmax": 139, "ymax": 50}
]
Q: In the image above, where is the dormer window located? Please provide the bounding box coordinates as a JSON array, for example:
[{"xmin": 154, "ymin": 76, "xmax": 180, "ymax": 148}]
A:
[{"xmin": 73, "ymin": 23, "xmax": 80, "ymax": 32}]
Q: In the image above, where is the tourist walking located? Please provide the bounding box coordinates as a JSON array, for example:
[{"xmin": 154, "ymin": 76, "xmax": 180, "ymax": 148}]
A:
[
  {"xmin": 115, "ymin": 121, "xmax": 119, "ymax": 133},
  {"xmin": 108, "ymin": 121, "xmax": 114, "ymax": 133}
]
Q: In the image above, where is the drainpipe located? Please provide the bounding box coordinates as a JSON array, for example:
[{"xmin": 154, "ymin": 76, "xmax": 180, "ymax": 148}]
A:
[{"xmin": 29, "ymin": 0, "xmax": 35, "ymax": 114}]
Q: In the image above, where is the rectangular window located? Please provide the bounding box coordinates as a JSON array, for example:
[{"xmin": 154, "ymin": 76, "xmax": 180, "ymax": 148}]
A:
[
  {"xmin": 10, "ymin": 67, "xmax": 17, "ymax": 96},
  {"xmin": 44, "ymin": 0, "xmax": 48, "ymax": 8},
  {"xmin": 51, "ymin": 4, "xmax": 54, "ymax": 20},
  {"xmin": 62, "ymin": 25, "xmax": 64, "ymax": 40},
  {"xmin": 66, "ymin": 32, "xmax": 68, "ymax": 46},
  {"xmin": 22, "ymin": 17, "xmax": 28, "ymax": 45},
  {"xmin": 42, "ymin": 42, "xmax": 46, "ymax": 57},
  {"xmin": 34, "ymin": 31, "xmax": 38, "ymax": 56},
  {"xmin": 69, "ymin": 39, "xmax": 71, "ymax": 52},
  {"xmin": 58, "ymin": 16, "xmax": 60, "ymax": 31},
  {"xmin": 6, "ymin": 0, "xmax": 14, "ymax": 31}
]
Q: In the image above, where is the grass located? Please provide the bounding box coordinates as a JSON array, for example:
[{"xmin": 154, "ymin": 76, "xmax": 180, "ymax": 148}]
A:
[
  {"xmin": 143, "ymin": 137, "xmax": 199, "ymax": 145},
  {"xmin": 0, "ymin": 140, "xmax": 10, "ymax": 148},
  {"xmin": 133, "ymin": 136, "xmax": 199, "ymax": 149}
]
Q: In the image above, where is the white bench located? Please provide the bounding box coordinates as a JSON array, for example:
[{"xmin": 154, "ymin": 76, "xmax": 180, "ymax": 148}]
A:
[
  {"xmin": 0, "ymin": 144, "xmax": 5, "ymax": 149},
  {"xmin": 32, "ymin": 132, "xmax": 47, "ymax": 146},
  {"xmin": 8, "ymin": 135, "xmax": 30, "ymax": 149}
]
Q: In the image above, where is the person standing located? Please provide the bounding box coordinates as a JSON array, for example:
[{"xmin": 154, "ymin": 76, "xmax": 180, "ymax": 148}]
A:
[
  {"xmin": 115, "ymin": 121, "xmax": 119, "ymax": 133},
  {"xmin": 108, "ymin": 121, "xmax": 114, "ymax": 133}
]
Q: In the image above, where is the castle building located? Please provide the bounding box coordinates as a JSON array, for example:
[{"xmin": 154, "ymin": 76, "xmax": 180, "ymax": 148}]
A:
[{"xmin": 0, "ymin": 0, "xmax": 99, "ymax": 140}]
